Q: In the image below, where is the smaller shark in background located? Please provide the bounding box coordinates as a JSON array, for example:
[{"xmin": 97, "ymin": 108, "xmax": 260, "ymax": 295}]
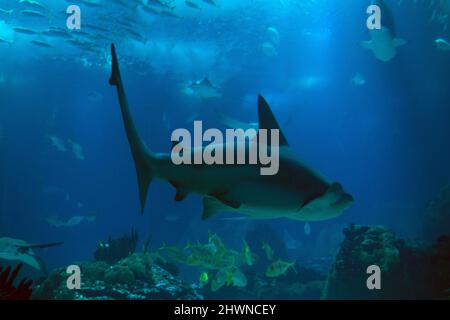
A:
[
  {"xmin": 0, "ymin": 237, "xmax": 62, "ymax": 275},
  {"xmin": 361, "ymin": 0, "xmax": 406, "ymax": 62},
  {"xmin": 182, "ymin": 77, "xmax": 222, "ymax": 100},
  {"xmin": 46, "ymin": 215, "xmax": 96, "ymax": 227}
]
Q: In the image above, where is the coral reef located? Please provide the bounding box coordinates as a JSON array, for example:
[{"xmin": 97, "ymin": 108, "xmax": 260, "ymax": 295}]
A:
[
  {"xmin": 32, "ymin": 253, "xmax": 202, "ymax": 300},
  {"xmin": 0, "ymin": 264, "xmax": 33, "ymax": 300},
  {"xmin": 94, "ymin": 228, "xmax": 139, "ymax": 264},
  {"xmin": 323, "ymin": 224, "xmax": 450, "ymax": 299},
  {"xmin": 424, "ymin": 182, "xmax": 450, "ymax": 242}
]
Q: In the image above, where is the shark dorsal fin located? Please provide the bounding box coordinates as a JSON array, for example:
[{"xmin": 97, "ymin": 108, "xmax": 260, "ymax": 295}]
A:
[
  {"xmin": 257, "ymin": 94, "xmax": 289, "ymax": 146},
  {"xmin": 201, "ymin": 77, "xmax": 213, "ymax": 87}
]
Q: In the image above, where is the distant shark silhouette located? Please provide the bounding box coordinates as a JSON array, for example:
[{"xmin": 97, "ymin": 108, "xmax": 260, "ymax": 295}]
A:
[
  {"xmin": 109, "ymin": 44, "xmax": 353, "ymax": 221},
  {"xmin": 0, "ymin": 237, "xmax": 62, "ymax": 275},
  {"xmin": 183, "ymin": 77, "xmax": 222, "ymax": 100},
  {"xmin": 361, "ymin": 0, "xmax": 406, "ymax": 62}
]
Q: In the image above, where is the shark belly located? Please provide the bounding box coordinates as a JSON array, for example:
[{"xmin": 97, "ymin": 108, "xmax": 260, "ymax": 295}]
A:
[
  {"xmin": 225, "ymin": 182, "xmax": 301, "ymax": 218},
  {"xmin": 153, "ymin": 148, "xmax": 332, "ymax": 220}
]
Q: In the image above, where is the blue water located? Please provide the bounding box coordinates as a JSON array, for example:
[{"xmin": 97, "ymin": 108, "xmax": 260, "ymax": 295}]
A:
[{"xmin": 1, "ymin": 0, "xmax": 450, "ymax": 288}]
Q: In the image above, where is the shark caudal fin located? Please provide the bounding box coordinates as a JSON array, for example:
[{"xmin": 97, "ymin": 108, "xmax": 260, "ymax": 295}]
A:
[{"xmin": 109, "ymin": 43, "xmax": 155, "ymax": 213}]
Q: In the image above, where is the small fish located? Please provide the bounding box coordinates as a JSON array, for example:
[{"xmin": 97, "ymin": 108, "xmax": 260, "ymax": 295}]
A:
[
  {"xmin": 351, "ymin": 73, "xmax": 366, "ymax": 86},
  {"xmin": 185, "ymin": 0, "xmax": 202, "ymax": 10},
  {"xmin": 265, "ymin": 259, "xmax": 296, "ymax": 278},
  {"xmin": 304, "ymin": 222, "xmax": 311, "ymax": 236},
  {"xmin": 226, "ymin": 266, "xmax": 247, "ymax": 287},
  {"xmin": 43, "ymin": 29, "xmax": 73, "ymax": 39},
  {"xmin": 19, "ymin": 0, "xmax": 46, "ymax": 10},
  {"xmin": 159, "ymin": 10, "xmax": 180, "ymax": 18},
  {"xmin": 201, "ymin": 0, "xmax": 218, "ymax": 7},
  {"xmin": 284, "ymin": 230, "xmax": 302, "ymax": 249},
  {"xmin": 211, "ymin": 268, "xmax": 227, "ymax": 291},
  {"xmin": 20, "ymin": 9, "xmax": 46, "ymax": 18},
  {"xmin": 141, "ymin": 4, "xmax": 160, "ymax": 16},
  {"xmin": 0, "ymin": 8, "xmax": 13, "ymax": 16},
  {"xmin": 147, "ymin": 0, "xmax": 175, "ymax": 10},
  {"xmin": 0, "ymin": 37, "xmax": 13, "ymax": 47},
  {"xmin": 266, "ymin": 27, "xmax": 280, "ymax": 45},
  {"xmin": 199, "ymin": 271, "xmax": 209, "ymax": 288},
  {"xmin": 47, "ymin": 215, "xmax": 96, "ymax": 227},
  {"xmin": 260, "ymin": 42, "xmax": 277, "ymax": 57},
  {"xmin": 68, "ymin": 140, "xmax": 85, "ymax": 160},
  {"xmin": 49, "ymin": 135, "xmax": 67, "ymax": 152},
  {"xmin": 159, "ymin": 242, "xmax": 190, "ymax": 264},
  {"xmin": 13, "ymin": 27, "xmax": 37, "ymax": 35},
  {"xmin": 435, "ymin": 38, "xmax": 450, "ymax": 51},
  {"xmin": 31, "ymin": 40, "xmax": 53, "ymax": 48},
  {"xmin": 262, "ymin": 241, "xmax": 274, "ymax": 261},
  {"xmin": 124, "ymin": 28, "xmax": 146, "ymax": 43},
  {"xmin": 242, "ymin": 240, "xmax": 255, "ymax": 266},
  {"xmin": 88, "ymin": 91, "xmax": 104, "ymax": 102},
  {"xmin": 79, "ymin": 0, "xmax": 102, "ymax": 8}
]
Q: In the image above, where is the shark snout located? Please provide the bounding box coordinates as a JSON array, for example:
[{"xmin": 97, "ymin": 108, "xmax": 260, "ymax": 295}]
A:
[{"xmin": 331, "ymin": 190, "xmax": 354, "ymax": 209}]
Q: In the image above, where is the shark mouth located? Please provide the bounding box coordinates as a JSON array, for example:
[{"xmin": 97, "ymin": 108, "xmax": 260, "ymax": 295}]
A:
[{"xmin": 331, "ymin": 192, "xmax": 354, "ymax": 208}]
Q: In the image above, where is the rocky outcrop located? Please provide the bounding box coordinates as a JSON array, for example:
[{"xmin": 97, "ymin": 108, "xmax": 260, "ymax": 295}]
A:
[
  {"xmin": 32, "ymin": 253, "xmax": 202, "ymax": 300},
  {"xmin": 424, "ymin": 183, "xmax": 450, "ymax": 242},
  {"xmin": 323, "ymin": 224, "xmax": 450, "ymax": 299}
]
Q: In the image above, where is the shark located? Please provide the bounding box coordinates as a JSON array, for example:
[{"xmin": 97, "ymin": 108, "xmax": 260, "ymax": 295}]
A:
[
  {"xmin": 183, "ymin": 77, "xmax": 222, "ymax": 100},
  {"xmin": 46, "ymin": 215, "xmax": 96, "ymax": 227},
  {"xmin": 361, "ymin": 0, "xmax": 406, "ymax": 62},
  {"xmin": 0, "ymin": 237, "xmax": 62, "ymax": 275},
  {"xmin": 109, "ymin": 43, "xmax": 353, "ymax": 221}
]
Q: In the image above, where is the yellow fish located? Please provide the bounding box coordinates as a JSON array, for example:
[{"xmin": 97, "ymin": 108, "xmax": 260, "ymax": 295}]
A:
[
  {"xmin": 265, "ymin": 259, "xmax": 296, "ymax": 278},
  {"xmin": 242, "ymin": 240, "xmax": 255, "ymax": 266},
  {"xmin": 262, "ymin": 241, "xmax": 274, "ymax": 261},
  {"xmin": 199, "ymin": 272, "xmax": 209, "ymax": 288}
]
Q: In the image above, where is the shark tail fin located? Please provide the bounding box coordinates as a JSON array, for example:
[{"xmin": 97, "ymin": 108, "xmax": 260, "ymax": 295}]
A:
[{"xmin": 109, "ymin": 43, "xmax": 155, "ymax": 213}]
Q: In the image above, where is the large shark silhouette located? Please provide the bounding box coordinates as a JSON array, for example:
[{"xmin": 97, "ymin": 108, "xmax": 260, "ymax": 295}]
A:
[{"xmin": 109, "ymin": 44, "xmax": 353, "ymax": 221}]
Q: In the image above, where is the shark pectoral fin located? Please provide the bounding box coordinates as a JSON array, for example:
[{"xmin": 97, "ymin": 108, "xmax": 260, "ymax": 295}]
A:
[
  {"xmin": 208, "ymin": 191, "xmax": 241, "ymax": 209},
  {"xmin": 220, "ymin": 198, "xmax": 241, "ymax": 209},
  {"xmin": 169, "ymin": 181, "xmax": 189, "ymax": 201},
  {"xmin": 20, "ymin": 254, "xmax": 47, "ymax": 275},
  {"xmin": 360, "ymin": 40, "xmax": 373, "ymax": 50},
  {"xmin": 202, "ymin": 197, "xmax": 222, "ymax": 220},
  {"xmin": 299, "ymin": 195, "xmax": 317, "ymax": 211},
  {"xmin": 393, "ymin": 38, "xmax": 407, "ymax": 47},
  {"xmin": 175, "ymin": 189, "xmax": 188, "ymax": 201},
  {"xmin": 202, "ymin": 196, "xmax": 239, "ymax": 220}
]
